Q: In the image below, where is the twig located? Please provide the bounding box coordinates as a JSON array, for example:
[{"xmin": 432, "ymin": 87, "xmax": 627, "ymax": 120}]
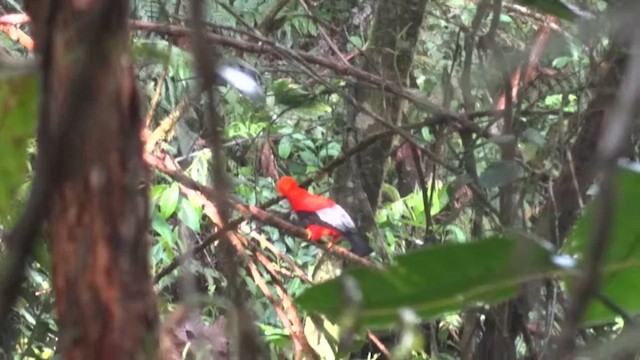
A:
[
  {"xmin": 238, "ymin": 234, "xmax": 311, "ymax": 359},
  {"xmin": 595, "ymin": 292, "xmax": 635, "ymax": 325},
  {"xmin": 239, "ymin": 235, "xmax": 317, "ymax": 359},
  {"xmin": 251, "ymin": 232, "xmax": 312, "ymax": 283},
  {"xmin": 296, "ymin": 0, "xmax": 349, "ymax": 66},
  {"xmin": 189, "ymin": 1, "xmax": 265, "ymax": 358},
  {"xmin": 257, "ymin": 0, "xmax": 291, "ymax": 34},
  {"xmin": 179, "ymin": 164, "xmax": 317, "ymax": 359},
  {"xmin": 367, "ymin": 331, "xmax": 392, "ymax": 359},
  {"xmin": 144, "ymin": 66, "xmax": 169, "ymax": 128},
  {"xmin": 495, "ymin": 15, "xmax": 556, "ymax": 111},
  {"xmin": 12, "ymin": 14, "xmax": 498, "ymax": 136},
  {"xmin": 129, "ymin": 20, "xmax": 454, "ymax": 116}
]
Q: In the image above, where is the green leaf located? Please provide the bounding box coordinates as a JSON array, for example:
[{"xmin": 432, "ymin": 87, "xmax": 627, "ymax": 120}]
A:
[
  {"xmin": 0, "ymin": 74, "xmax": 38, "ymax": 219},
  {"xmin": 152, "ymin": 210, "xmax": 176, "ymax": 251},
  {"xmin": 159, "ymin": 183, "xmax": 180, "ymax": 219},
  {"xmin": 349, "ymin": 36, "xmax": 363, "ymax": 48},
  {"xmin": 421, "ymin": 127, "xmax": 434, "ymax": 142},
  {"xmin": 278, "ymin": 137, "xmax": 293, "ymax": 159},
  {"xmin": 500, "ymin": 14, "xmax": 514, "ymax": 23},
  {"xmin": 151, "ymin": 184, "xmax": 169, "ymax": 202},
  {"xmin": 297, "ymin": 236, "xmax": 560, "ymax": 328},
  {"xmin": 178, "ymin": 198, "xmax": 202, "ymax": 233},
  {"xmin": 271, "ymin": 78, "xmax": 315, "ymax": 108},
  {"xmin": 320, "ymin": 142, "xmax": 341, "ymax": 159},
  {"xmin": 565, "ymin": 163, "xmax": 640, "ymax": 325},
  {"xmin": 299, "ymin": 150, "xmax": 318, "ymax": 166},
  {"xmin": 260, "ymin": 324, "xmax": 291, "ymax": 348},
  {"xmin": 552, "ymin": 56, "xmax": 571, "ymax": 69}
]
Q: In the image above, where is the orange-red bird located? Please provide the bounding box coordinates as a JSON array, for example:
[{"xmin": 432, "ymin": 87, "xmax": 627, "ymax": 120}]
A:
[{"xmin": 277, "ymin": 176, "xmax": 373, "ymax": 257}]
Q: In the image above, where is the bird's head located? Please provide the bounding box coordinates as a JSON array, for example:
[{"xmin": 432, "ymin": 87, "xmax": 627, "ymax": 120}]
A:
[{"xmin": 277, "ymin": 176, "xmax": 298, "ymax": 195}]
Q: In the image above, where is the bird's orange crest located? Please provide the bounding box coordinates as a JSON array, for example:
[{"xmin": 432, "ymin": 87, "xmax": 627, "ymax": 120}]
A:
[{"xmin": 277, "ymin": 176, "xmax": 298, "ymax": 195}]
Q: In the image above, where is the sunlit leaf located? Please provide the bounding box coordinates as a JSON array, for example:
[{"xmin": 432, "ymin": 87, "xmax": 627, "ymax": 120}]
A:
[
  {"xmin": 178, "ymin": 198, "xmax": 202, "ymax": 233},
  {"xmin": 159, "ymin": 183, "xmax": 180, "ymax": 219}
]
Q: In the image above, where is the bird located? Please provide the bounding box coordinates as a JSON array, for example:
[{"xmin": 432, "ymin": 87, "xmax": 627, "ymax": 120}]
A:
[{"xmin": 276, "ymin": 176, "xmax": 373, "ymax": 257}]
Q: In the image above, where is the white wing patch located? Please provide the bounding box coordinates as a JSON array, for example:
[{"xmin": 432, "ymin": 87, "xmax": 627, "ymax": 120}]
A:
[{"xmin": 315, "ymin": 205, "xmax": 356, "ymax": 232}]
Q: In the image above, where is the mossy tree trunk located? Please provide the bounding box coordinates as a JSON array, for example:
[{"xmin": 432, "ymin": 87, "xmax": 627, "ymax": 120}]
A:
[{"xmin": 334, "ymin": 0, "xmax": 429, "ymax": 235}]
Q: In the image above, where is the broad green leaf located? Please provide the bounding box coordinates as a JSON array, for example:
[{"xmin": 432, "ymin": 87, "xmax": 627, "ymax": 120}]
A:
[
  {"xmin": 152, "ymin": 210, "xmax": 176, "ymax": 251},
  {"xmin": 159, "ymin": 183, "xmax": 180, "ymax": 219},
  {"xmin": 151, "ymin": 184, "xmax": 168, "ymax": 202},
  {"xmin": 299, "ymin": 150, "xmax": 318, "ymax": 166},
  {"xmin": 297, "ymin": 236, "xmax": 560, "ymax": 329},
  {"xmin": 323, "ymin": 142, "xmax": 341, "ymax": 157},
  {"xmin": 178, "ymin": 198, "xmax": 202, "ymax": 233},
  {"xmin": 0, "ymin": 74, "xmax": 38, "ymax": 219},
  {"xmin": 278, "ymin": 136, "xmax": 293, "ymax": 159},
  {"xmin": 565, "ymin": 163, "xmax": 640, "ymax": 325}
]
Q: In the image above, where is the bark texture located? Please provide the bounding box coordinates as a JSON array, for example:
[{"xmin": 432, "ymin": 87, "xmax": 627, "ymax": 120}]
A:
[
  {"xmin": 334, "ymin": 0, "xmax": 429, "ymax": 233},
  {"xmin": 24, "ymin": 1, "xmax": 158, "ymax": 359}
]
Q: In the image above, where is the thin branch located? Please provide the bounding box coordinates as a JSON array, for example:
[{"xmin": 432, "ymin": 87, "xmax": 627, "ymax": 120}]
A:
[
  {"xmin": 251, "ymin": 232, "xmax": 312, "ymax": 283},
  {"xmin": 178, "ymin": 163, "xmax": 317, "ymax": 359},
  {"xmin": 189, "ymin": 1, "xmax": 265, "ymax": 358},
  {"xmin": 296, "ymin": 0, "xmax": 349, "ymax": 65},
  {"xmin": 144, "ymin": 66, "xmax": 169, "ymax": 129},
  {"xmin": 367, "ymin": 331, "xmax": 392, "ymax": 359},
  {"xmin": 239, "ymin": 235, "xmax": 317, "ymax": 359},
  {"xmin": 257, "ymin": 0, "xmax": 291, "ymax": 34},
  {"xmin": 129, "ymin": 20, "xmax": 454, "ymax": 116}
]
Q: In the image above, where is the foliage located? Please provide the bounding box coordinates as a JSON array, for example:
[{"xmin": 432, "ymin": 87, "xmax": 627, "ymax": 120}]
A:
[
  {"xmin": 297, "ymin": 236, "xmax": 561, "ymax": 329},
  {"xmin": 2, "ymin": 0, "xmax": 637, "ymax": 359},
  {"xmin": 564, "ymin": 163, "xmax": 640, "ymax": 325},
  {"xmin": 0, "ymin": 73, "xmax": 38, "ymax": 222}
]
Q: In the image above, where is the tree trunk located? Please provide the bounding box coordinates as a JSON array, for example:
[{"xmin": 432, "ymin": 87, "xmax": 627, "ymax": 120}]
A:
[
  {"xmin": 333, "ymin": 0, "xmax": 429, "ymax": 234},
  {"xmin": 25, "ymin": 2, "xmax": 158, "ymax": 359}
]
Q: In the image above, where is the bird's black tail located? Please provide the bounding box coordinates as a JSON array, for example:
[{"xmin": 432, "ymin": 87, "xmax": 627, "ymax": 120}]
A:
[{"xmin": 344, "ymin": 232, "xmax": 373, "ymax": 257}]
